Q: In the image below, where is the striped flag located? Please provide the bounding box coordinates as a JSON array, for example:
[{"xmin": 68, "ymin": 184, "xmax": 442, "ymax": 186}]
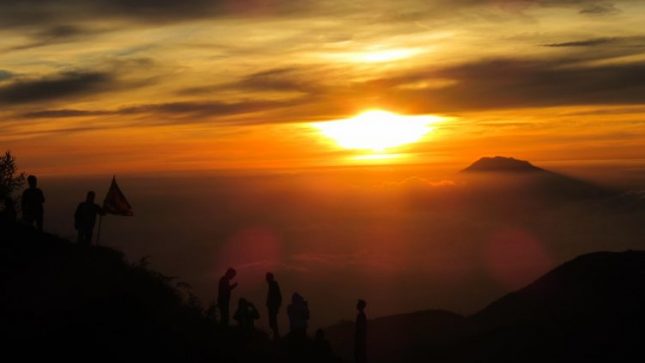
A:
[{"xmin": 103, "ymin": 176, "xmax": 133, "ymax": 216}]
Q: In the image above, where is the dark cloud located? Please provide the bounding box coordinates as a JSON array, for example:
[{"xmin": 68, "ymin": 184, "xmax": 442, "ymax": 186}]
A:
[
  {"xmin": 545, "ymin": 38, "xmax": 620, "ymax": 47},
  {"xmin": 545, "ymin": 36, "xmax": 645, "ymax": 47},
  {"xmin": 382, "ymin": 58, "xmax": 645, "ymax": 111},
  {"xmin": 0, "ymin": 0, "xmax": 318, "ymax": 28},
  {"xmin": 579, "ymin": 2, "xmax": 620, "ymax": 14},
  {"xmin": 0, "ymin": 0, "xmax": 628, "ymax": 30},
  {"xmin": 19, "ymin": 98, "xmax": 306, "ymax": 123},
  {"xmin": 7, "ymin": 25, "xmax": 100, "ymax": 51},
  {"xmin": 179, "ymin": 67, "xmax": 328, "ymax": 96},
  {"xmin": 236, "ymin": 68, "xmax": 319, "ymax": 93},
  {"xmin": 21, "ymin": 109, "xmax": 111, "ymax": 119},
  {"xmin": 0, "ymin": 70, "xmax": 13, "ymax": 81},
  {"xmin": 0, "ymin": 71, "xmax": 114, "ymax": 104}
]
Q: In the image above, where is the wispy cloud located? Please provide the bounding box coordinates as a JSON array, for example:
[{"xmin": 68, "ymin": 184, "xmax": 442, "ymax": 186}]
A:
[{"xmin": 0, "ymin": 71, "xmax": 113, "ymax": 104}]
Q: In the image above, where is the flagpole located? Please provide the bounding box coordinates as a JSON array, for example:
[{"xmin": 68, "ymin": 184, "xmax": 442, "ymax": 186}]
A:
[{"xmin": 96, "ymin": 214, "xmax": 103, "ymax": 245}]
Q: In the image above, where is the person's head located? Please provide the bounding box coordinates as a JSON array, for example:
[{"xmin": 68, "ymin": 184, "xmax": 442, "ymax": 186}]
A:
[
  {"xmin": 225, "ymin": 267, "xmax": 236, "ymax": 279},
  {"xmin": 292, "ymin": 292, "xmax": 303, "ymax": 304},
  {"xmin": 315, "ymin": 328, "xmax": 325, "ymax": 340},
  {"xmin": 27, "ymin": 175, "xmax": 37, "ymax": 188},
  {"xmin": 238, "ymin": 298, "xmax": 248, "ymax": 309},
  {"xmin": 86, "ymin": 191, "xmax": 96, "ymax": 203},
  {"xmin": 266, "ymin": 272, "xmax": 274, "ymax": 282},
  {"xmin": 357, "ymin": 299, "xmax": 367, "ymax": 312}
]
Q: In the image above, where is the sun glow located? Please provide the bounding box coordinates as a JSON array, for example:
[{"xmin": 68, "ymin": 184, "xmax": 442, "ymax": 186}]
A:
[{"xmin": 314, "ymin": 110, "xmax": 443, "ymax": 151}]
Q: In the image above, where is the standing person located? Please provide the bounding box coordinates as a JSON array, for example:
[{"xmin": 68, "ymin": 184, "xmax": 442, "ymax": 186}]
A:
[
  {"xmin": 355, "ymin": 299, "xmax": 368, "ymax": 363},
  {"xmin": 266, "ymin": 272, "xmax": 282, "ymax": 340},
  {"xmin": 287, "ymin": 292, "xmax": 310, "ymax": 337},
  {"xmin": 217, "ymin": 268, "xmax": 238, "ymax": 327},
  {"xmin": 74, "ymin": 191, "xmax": 105, "ymax": 245},
  {"xmin": 21, "ymin": 175, "xmax": 45, "ymax": 231}
]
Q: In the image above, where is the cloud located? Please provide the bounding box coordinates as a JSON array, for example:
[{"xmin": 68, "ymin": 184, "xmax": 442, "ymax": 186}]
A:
[
  {"xmin": 0, "ymin": 71, "xmax": 114, "ymax": 105},
  {"xmin": 545, "ymin": 36, "xmax": 645, "ymax": 47},
  {"xmin": 236, "ymin": 67, "xmax": 320, "ymax": 93},
  {"xmin": 579, "ymin": 2, "xmax": 620, "ymax": 15},
  {"xmin": 380, "ymin": 177, "xmax": 458, "ymax": 190},
  {"xmin": 19, "ymin": 55, "xmax": 645, "ymax": 122},
  {"xmin": 19, "ymin": 98, "xmax": 307, "ymax": 124},
  {"xmin": 360, "ymin": 57, "xmax": 645, "ymax": 112},
  {"xmin": 6, "ymin": 25, "xmax": 103, "ymax": 51},
  {"xmin": 121, "ymin": 99, "xmax": 303, "ymax": 119},
  {"xmin": 545, "ymin": 38, "xmax": 620, "ymax": 47},
  {"xmin": 0, "ymin": 0, "xmax": 322, "ymax": 29},
  {"xmin": 0, "ymin": 0, "xmax": 628, "ymax": 30},
  {"xmin": 0, "ymin": 70, "xmax": 13, "ymax": 81},
  {"xmin": 21, "ymin": 109, "xmax": 112, "ymax": 119}
]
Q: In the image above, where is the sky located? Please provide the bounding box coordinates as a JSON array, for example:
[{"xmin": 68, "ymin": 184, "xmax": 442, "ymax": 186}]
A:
[{"xmin": 1, "ymin": 0, "xmax": 645, "ymax": 175}]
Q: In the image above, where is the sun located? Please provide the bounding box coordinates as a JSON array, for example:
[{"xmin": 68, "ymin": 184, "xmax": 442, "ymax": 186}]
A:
[{"xmin": 314, "ymin": 110, "xmax": 442, "ymax": 152}]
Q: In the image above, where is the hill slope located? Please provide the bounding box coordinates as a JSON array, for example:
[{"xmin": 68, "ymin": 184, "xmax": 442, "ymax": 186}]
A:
[{"xmin": 0, "ymin": 223, "xmax": 339, "ymax": 362}]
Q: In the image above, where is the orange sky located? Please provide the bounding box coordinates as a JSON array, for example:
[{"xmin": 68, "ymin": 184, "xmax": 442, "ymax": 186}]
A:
[{"xmin": 1, "ymin": 1, "xmax": 645, "ymax": 175}]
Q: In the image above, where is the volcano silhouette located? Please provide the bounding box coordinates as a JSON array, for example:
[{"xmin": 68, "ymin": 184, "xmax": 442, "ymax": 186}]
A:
[
  {"xmin": 458, "ymin": 156, "xmax": 612, "ymax": 201},
  {"xmin": 462, "ymin": 156, "xmax": 544, "ymax": 173}
]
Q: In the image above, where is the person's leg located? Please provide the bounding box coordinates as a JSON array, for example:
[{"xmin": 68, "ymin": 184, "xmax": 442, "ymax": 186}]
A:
[
  {"xmin": 35, "ymin": 213, "xmax": 43, "ymax": 232},
  {"xmin": 87, "ymin": 227, "xmax": 94, "ymax": 245},
  {"xmin": 269, "ymin": 308, "xmax": 279, "ymax": 339},
  {"xmin": 219, "ymin": 302, "xmax": 229, "ymax": 326},
  {"xmin": 79, "ymin": 229, "xmax": 91, "ymax": 245},
  {"xmin": 22, "ymin": 214, "xmax": 34, "ymax": 228}
]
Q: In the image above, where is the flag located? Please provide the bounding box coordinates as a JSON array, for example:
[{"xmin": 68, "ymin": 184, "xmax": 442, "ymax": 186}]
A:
[{"xmin": 103, "ymin": 176, "xmax": 133, "ymax": 216}]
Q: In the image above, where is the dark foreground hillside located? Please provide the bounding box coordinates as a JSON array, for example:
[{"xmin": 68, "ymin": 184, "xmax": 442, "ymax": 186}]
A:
[
  {"xmin": 327, "ymin": 250, "xmax": 645, "ymax": 363},
  {"xmin": 0, "ymin": 222, "xmax": 340, "ymax": 363}
]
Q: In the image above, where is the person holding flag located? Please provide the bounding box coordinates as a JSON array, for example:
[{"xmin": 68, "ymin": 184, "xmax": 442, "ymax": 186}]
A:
[{"xmin": 74, "ymin": 191, "xmax": 105, "ymax": 245}]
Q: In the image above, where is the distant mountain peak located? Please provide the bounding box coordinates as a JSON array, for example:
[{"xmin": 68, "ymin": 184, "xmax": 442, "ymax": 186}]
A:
[{"xmin": 462, "ymin": 156, "xmax": 544, "ymax": 173}]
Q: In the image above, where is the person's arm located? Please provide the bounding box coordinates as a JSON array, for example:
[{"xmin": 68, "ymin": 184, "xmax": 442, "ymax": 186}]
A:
[
  {"xmin": 231, "ymin": 282, "xmax": 238, "ymax": 290},
  {"xmin": 74, "ymin": 204, "xmax": 81, "ymax": 229},
  {"xmin": 96, "ymin": 204, "xmax": 106, "ymax": 216},
  {"xmin": 251, "ymin": 305, "xmax": 260, "ymax": 319},
  {"xmin": 39, "ymin": 190, "xmax": 45, "ymax": 204}
]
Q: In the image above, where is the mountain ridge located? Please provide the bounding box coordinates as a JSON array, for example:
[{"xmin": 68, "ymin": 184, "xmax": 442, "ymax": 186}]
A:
[
  {"xmin": 461, "ymin": 156, "xmax": 544, "ymax": 173},
  {"xmin": 326, "ymin": 250, "xmax": 645, "ymax": 363}
]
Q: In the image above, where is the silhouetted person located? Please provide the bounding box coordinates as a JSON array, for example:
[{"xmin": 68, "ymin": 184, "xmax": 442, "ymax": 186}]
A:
[
  {"xmin": 21, "ymin": 175, "xmax": 44, "ymax": 231},
  {"xmin": 234, "ymin": 298, "xmax": 259, "ymax": 333},
  {"xmin": 266, "ymin": 272, "xmax": 282, "ymax": 340},
  {"xmin": 1, "ymin": 196, "xmax": 17, "ymax": 224},
  {"xmin": 74, "ymin": 191, "xmax": 105, "ymax": 245},
  {"xmin": 355, "ymin": 299, "xmax": 367, "ymax": 363},
  {"xmin": 313, "ymin": 328, "xmax": 333, "ymax": 360},
  {"xmin": 218, "ymin": 268, "xmax": 238, "ymax": 326},
  {"xmin": 287, "ymin": 292, "xmax": 310, "ymax": 337}
]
